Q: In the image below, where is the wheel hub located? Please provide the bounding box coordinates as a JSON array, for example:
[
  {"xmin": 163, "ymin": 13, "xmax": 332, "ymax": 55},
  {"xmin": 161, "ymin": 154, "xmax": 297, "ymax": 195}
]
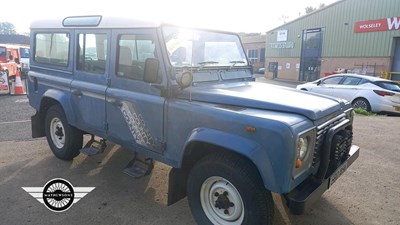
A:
[
  {"xmin": 55, "ymin": 126, "xmax": 64, "ymax": 140},
  {"xmin": 214, "ymin": 191, "xmax": 234, "ymax": 211},
  {"xmin": 50, "ymin": 117, "xmax": 65, "ymax": 149},
  {"xmin": 200, "ymin": 176, "xmax": 244, "ymax": 224}
]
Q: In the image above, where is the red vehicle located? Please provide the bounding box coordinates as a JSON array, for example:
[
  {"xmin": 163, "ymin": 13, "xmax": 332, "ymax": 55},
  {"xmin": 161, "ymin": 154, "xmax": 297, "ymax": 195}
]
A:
[{"xmin": 0, "ymin": 44, "xmax": 21, "ymax": 80}]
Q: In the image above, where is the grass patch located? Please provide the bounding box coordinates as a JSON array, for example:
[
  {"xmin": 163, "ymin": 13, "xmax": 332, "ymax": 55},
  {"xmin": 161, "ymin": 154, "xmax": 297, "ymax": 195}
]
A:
[{"xmin": 354, "ymin": 108, "xmax": 378, "ymax": 116}]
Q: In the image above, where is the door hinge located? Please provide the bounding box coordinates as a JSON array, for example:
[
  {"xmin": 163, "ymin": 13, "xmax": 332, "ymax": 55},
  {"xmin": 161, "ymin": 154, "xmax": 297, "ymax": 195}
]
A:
[{"xmin": 107, "ymin": 78, "xmax": 111, "ymax": 86}]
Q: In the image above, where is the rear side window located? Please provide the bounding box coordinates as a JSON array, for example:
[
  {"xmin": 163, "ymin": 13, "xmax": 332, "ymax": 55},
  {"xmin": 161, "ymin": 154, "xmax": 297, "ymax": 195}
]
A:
[
  {"xmin": 34, "ymin": 33, "xmax": 70, "ymax": 67},
  {"xmin": 116, "ymin": 34, "xmax": 155, "ymax": 81},
  {"xmin": 77, "ymin": 33, "xmax": 107, "ymax": 74},
  {"xmin": 375, "ymin": 81, "xmax": 400, "ymax": 92}
]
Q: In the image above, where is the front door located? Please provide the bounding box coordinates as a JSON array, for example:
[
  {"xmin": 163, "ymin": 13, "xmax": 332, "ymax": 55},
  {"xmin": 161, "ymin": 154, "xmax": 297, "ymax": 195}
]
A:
[
  {"xmin": 268, "ymin": 62, "xmax": 278, "ymax": 79},
  {"xmin": 106, "ymin": 29, "xmax": 165, "ymax": 154},
  {"xmin": 392, "ymin": 38, "xmax": 400, "ymax": 80},
  {"xmin": 70, "ymin": 30, "xmax": 110, "ymax": 137}
]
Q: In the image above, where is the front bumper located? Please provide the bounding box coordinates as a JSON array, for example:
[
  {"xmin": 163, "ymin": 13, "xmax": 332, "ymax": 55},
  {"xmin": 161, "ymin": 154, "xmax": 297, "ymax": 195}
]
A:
[{"xmin": 285, "ymin": 145, "xmax": 360, "ymax": 215}]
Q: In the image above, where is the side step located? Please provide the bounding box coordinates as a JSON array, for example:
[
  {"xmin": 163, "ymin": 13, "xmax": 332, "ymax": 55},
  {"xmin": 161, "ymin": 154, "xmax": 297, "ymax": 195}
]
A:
[
  {"xmin": 123, "ymin": 152, "xmax": 154, "ymax": 179},
  {"xmin": 80, "ymin": 135, "xmax": 107, "ymax": 156}
]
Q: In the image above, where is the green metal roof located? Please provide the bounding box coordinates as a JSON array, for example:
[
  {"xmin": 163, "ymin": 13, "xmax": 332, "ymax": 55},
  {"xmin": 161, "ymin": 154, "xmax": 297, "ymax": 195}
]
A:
[{"xmin": 266, "ymin": 0, "xmax": 400, "ymax": 58}]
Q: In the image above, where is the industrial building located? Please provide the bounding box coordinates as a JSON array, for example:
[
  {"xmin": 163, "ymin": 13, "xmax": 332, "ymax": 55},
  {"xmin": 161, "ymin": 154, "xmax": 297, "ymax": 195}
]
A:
[
  {"xmin": 264, "ymin": 0, "xmax": 400, "ymax": 81},
  {"xmin": 240, "ymin": 34, "xmax": 266, "ymax": 74}
]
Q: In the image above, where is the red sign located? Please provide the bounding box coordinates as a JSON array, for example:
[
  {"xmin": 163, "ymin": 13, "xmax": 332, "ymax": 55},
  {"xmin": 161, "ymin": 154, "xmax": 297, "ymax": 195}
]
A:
[{"xmin": 355, "ymin": 16, "xmax": 400, "ymax": 33}]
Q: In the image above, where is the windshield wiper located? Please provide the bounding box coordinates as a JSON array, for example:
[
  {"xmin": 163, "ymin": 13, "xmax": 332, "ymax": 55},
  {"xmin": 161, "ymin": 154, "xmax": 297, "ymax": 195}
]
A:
[
  {"xmin": 229, "ymin": 60, "xmax": 246, "ymax": 68},
  {"xmin": 196, "ymin": 61, "xmax": 219, "ymax": 71},
  {"xmin": 198, "ymin": 61, "xmax": 219, "ymax": 66}
]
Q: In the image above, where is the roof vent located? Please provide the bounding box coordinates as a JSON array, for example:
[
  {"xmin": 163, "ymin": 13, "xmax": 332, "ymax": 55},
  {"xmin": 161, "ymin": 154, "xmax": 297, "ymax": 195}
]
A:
[{"xmin": 62, "ymin": 15, "xmax": 102, "ymax": 27}]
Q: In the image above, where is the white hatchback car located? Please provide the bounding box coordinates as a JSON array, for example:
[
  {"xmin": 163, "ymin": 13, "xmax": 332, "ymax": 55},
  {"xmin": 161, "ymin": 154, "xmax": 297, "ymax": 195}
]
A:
[{"xmin": 296, "ymin": 74, "xmax": 400, "ymax": 114}]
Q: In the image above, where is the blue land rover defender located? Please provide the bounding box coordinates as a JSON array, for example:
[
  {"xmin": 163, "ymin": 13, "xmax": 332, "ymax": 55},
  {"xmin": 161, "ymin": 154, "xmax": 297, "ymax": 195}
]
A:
[{"xmin": 28, "ymin": 15, "xmax": 359, "ymax": 224}]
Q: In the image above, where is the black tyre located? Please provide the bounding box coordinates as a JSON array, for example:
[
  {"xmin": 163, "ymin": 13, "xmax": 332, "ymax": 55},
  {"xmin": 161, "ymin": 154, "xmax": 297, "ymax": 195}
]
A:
[
  {"xmin": 45, "ymin": 105, "xmax": 83, "ymax": 160},
  {"xmin": 187, "ymin": 152, "xmax": 274, "ymax": 225},
  {"xmin": 352, "ymin": 98, "xmax": 371, "ymax": 111}
]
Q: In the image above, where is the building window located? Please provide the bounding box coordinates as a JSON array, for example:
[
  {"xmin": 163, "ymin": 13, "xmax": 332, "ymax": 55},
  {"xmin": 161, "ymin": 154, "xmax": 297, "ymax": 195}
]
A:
[
  {"xmin": 247, "ymin": 49, "xmax": 258, "ymax": 64},
  {"xmin": 260, "ymin": 48, "xmax": 265, "ymax": 63},
  {"xmin": 34, "ymin": 33, "xmax": 70, "ymax": 67}
]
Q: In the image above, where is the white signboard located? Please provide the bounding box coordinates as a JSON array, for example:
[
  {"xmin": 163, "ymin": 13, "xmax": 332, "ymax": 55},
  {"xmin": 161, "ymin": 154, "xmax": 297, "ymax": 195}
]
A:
[
  {"xmin": 0, "ymin": 72, "xmax": 10, "ymax": 95},
  {"xmin": 277, "ymin": 30, "xmax": 288, "ymax": 42},
  {"xmin": 269, "ymin": 42, "xmax": 294, "ymax": 49}
]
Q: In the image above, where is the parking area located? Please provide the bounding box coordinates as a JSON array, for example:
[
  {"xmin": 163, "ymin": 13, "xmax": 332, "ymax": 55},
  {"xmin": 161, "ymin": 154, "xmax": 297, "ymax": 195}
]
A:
[{"xmin": 0, "ymin": 91, "xmax": 399, "ymax": 225}]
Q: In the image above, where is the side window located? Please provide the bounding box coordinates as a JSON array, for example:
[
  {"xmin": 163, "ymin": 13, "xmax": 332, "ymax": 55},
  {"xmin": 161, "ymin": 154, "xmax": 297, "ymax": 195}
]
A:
[
  {"xmin": 0, "ymin": 47, "xmax": 5, "ymax": 57},
  {"xmin": 34, "ymin": 33, "xmax": 70, "ymax": 67},
  {"xmin": 359, "ymin": 79, "xmax": 369, "ymax": 85},
  {"xmin": 322, "ymin": 76, "xmax": 343, "ymax": 85},
  {"xmin": 342, "ymin": 77, "xmax": 362, "ymax": 85},
  {"xmin": 77, "ymin": 33, "xmax": 107, "ymax": 74},
  {"xmin": 116, "ymin": 34, "xmax": 155, "ymax": 81}
]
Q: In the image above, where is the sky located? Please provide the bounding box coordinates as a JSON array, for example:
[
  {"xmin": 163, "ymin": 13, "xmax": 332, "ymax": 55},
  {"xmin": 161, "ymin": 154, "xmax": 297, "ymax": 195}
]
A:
[{"xmin": 1, "ymin": 0, "xmax": 338, "ymax": 34}]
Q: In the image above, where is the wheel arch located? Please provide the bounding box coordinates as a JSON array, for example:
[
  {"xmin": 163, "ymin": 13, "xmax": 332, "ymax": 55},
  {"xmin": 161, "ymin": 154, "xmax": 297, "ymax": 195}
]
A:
[
  {"xmin": 41, "ymin": 89, "xmax": 76, "ymax": 125},
  {"xmin": 351, "ymin": 97, "xmax": 371, "ymax": 111},
  {"xmin": 33, "ymin": 90, "xmax": 77, "ymax": 137},
  {"xmin": 167, "ymin": 128, "xmax": 278, "ymax": 206}
]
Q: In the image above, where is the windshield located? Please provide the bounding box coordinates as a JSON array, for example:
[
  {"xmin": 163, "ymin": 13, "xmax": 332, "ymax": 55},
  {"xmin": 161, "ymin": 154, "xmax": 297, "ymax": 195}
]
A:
[{"xmin": 162, "ymin": 26, "xmax": 248, "ymax": 68}]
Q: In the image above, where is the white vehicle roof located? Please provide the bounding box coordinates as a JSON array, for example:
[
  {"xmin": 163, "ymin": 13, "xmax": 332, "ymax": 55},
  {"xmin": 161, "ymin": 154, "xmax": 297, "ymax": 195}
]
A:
[{"xmin": 30, "ymin": 15, "xmax": 161, "ymax": 29}]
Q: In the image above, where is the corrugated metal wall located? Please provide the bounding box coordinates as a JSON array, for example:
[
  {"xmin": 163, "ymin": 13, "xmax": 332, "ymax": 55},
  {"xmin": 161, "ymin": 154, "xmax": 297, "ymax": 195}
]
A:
[{"xmin": 266, "ymin": 0, "xmax": 400, "ymax": 58}]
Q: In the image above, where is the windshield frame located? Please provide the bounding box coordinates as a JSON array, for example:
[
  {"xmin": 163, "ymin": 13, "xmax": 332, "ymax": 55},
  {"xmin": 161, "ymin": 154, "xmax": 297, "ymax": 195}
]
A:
[{"xmin": 161, "ymin": 25, "xmax": 249, "ymax": 69}]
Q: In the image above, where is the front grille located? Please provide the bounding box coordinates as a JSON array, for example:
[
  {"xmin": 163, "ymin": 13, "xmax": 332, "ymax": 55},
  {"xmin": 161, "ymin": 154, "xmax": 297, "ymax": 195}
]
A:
[
  {"xmin": 312, "ymin": 113, "xmax": 354, "ymax": 178},
  {"xmin": 312, "ymin": 115, "xmax": 347, "ymax": 167}
]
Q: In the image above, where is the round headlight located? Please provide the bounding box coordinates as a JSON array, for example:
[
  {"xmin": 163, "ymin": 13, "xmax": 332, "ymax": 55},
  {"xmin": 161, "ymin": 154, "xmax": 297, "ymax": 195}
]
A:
[{"xmin": 297, "ymin": 137, "xmax": 309, "ymax": 160}]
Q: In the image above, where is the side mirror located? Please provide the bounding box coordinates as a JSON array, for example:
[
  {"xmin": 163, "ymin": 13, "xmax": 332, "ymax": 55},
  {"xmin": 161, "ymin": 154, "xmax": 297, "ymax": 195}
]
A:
[
  {"xmin": 143, "ymin": 58, "xmax": 159, "ymax": 83},
  {"xmin": 317, "ymin": 80, "xmax": 322, "ymax": 86}
]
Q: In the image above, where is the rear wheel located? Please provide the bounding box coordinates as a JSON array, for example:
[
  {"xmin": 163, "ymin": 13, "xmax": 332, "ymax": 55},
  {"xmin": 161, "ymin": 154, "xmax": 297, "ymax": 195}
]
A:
[
  {"xmin": 352, "ymin": 98, "xmax": 371, "ymax": 112},
  {"xmin": 45, "ymin": 105, "xmax": 83, "ymax": 160},
  {"xmin": 187, "ymin": 152, "xmax": 274, "ymax": 225}
]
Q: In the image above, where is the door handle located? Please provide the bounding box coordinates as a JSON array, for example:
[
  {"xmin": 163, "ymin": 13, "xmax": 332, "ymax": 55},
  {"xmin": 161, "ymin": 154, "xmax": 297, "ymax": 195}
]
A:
[
  {"xmin": 108, "ymin": 98, "xmax": 122, "ymax": 107},
  {"xmin": 71, "ymin": 89, "xmax": 83, "ymax": 97}
]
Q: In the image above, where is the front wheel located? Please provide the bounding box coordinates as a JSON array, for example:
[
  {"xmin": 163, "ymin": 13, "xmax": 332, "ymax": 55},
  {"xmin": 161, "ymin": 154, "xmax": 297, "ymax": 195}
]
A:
[
  {"xmin": 45, "ymin": 105, "xmax": 83, "ymax": 160},
  {"xmin": 187, "ymin": 152, "xmax": 274, "ymax": 225}
]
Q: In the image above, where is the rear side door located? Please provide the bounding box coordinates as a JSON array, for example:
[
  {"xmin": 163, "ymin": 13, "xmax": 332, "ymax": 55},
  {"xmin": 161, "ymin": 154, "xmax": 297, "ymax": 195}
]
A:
[
  {"xmin": 105, "ymin": 29, "xmax": 166, "ymax": 154},
  {"xmin": 331, "ymin": 76, "xmax": 363, "ymax": 101},
  {"xmin": 70, "ymin": 30, "xmax": 110, "ymax": 137}
]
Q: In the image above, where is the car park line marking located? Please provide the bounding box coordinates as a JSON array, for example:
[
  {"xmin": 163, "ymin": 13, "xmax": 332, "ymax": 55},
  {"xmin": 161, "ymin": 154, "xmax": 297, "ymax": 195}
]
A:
[
  {"xmin": 0, "ymin": 120, "xmax": 30, "ymax": 125},
  {"xmin": 15, "ymin": 99, "xmax": 29, "ymax": 103}
]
